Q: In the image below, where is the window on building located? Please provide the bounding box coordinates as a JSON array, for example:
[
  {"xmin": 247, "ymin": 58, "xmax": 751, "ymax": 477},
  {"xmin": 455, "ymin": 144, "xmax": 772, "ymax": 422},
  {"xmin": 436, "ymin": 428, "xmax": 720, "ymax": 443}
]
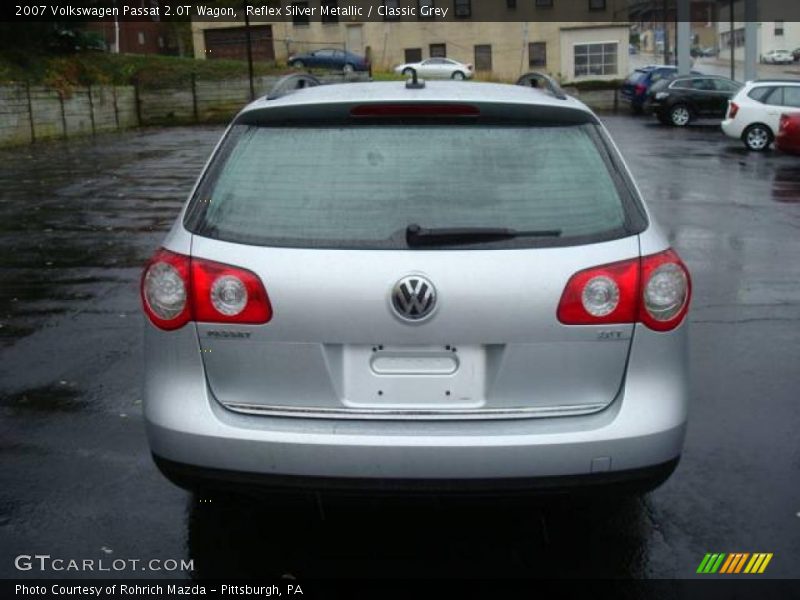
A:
[
  {"xmin": 430, "ymin": 43, "xmax": 447, "ymax": 57},
  {"xmin": 384, "ymin": 0, "xmax": 400, "ymax": 20},
  {"xmin": 529, "ymin": 41, "xmax": 547, "ymax": 67},
  {"xmin": 474, "ymin": 44, "xmax": 492, "ymax": 71},
  {"xmin": 418, "ymin": 0, "xmax": 435, "ymax": 19},
  {"xmin": 137, "ymin": 31, "xmax": 145, "ymax": 45},
  {"xmin": 535, "ymin": 0, "xmax": 553, "ymax": 7},
  {"xmin": 722, "ymin": 28, "xmax": 746, "ymax": 49},
  {"xmin": 721, "ymin": 29, "xmax": 745, "ymax": 49},
  {"xmin": 506, "ymin": 0, "xmax": 517, "ymax": 8},
  {"xmin": 574, "ymin": 42, "xmax": 618, "ymax": 77},
  {"xmin": 292, "ymin": 2, "xmax": 310, "ymax": 26},
  {"xmin": 405, "ymin": 47, "xmax": 423, "ymax": 63},
  {"xmin": 589, "ymin": 0, "xmax": 606, "ymax": 10},
  {"xmin": 454, "ymin": 0, "xmax": 471, "ymax": 18},
  {"xmin": 321, "ymin": 0, "xmax": 339, "ymax": 23},
  {"xmin": 775, "ymin": 21, "xmax": 784, "ymax": 36}
]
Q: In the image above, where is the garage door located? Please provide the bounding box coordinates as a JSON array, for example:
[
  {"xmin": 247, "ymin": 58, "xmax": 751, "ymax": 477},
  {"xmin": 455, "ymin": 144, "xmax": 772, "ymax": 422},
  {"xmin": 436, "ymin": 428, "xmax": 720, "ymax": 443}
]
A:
[{"xmin": 204, "ymin": 26, "xmax": 274, "ymax": 62}]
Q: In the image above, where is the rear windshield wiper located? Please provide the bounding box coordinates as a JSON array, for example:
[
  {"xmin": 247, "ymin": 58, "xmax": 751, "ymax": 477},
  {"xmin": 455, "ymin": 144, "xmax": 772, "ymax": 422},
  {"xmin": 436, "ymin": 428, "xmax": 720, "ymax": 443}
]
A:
[{"xmin": 405, "ymin": 223, "xmax": 562, "ymax": 247}]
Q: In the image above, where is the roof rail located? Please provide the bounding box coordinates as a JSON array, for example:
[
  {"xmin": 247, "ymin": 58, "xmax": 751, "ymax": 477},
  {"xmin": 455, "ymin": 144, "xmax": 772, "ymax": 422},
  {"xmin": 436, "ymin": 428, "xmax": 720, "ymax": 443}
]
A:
[
  {"xmin": 266, "ymin": 73, "xmax": 321, "ymax": 101},
  {"xmin": 516, "ymin": 72, "xmax": 567, "ymax": 100},
  {"xmin": 750, "ymin": 78, "xmax": 800, "ymax": 83}
]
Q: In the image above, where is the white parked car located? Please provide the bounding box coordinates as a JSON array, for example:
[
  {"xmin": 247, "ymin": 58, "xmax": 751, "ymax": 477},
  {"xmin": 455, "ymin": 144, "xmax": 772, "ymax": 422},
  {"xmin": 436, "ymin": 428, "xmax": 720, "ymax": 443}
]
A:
[
  {"xmin": 761, "ymin": 50, "xmax": 794, "ymax": 65},
  {"xmin": 721, "ymin": 80, "xmax": 800, "ymax": 150},
  {"xmin": 394, "ymin": 57, "xmax": 474, "ymax": 80}
]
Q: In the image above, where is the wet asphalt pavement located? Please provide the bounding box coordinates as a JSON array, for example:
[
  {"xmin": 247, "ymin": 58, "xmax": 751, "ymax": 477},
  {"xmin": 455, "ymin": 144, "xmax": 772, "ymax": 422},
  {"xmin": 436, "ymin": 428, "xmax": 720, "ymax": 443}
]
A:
[{"xmin": 1, "ymin": 115, "xmax": 799, "ymax": 580}]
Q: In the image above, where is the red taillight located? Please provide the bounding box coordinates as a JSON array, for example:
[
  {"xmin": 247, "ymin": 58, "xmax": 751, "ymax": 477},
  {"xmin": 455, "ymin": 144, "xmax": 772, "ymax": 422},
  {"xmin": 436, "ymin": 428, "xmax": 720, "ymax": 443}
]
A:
[
  {"xmin": 557, "ymin": 249, "xmax": 691, "ymax": 332},
  {"xmin": 141, "ymin": 249, "xmax": 191, "ymax": 331},
  {"xmin": 635, "ymin": 83, "xmax": 647, "ymax": 96},
  {"xmin": 638, "ymin": 249, "xmax": 691, "ymax": 331},
  {"xmin": 779, "ymin": 113, "xmax": 800, "ymax": 135},
  {"xmin": 350, "ymin": 104, "xmax": 480, "ymax": 117},
  {"xmin": 728, "ymin": 102, "xmax": 739, "ymax": 119},
  {"xmin": 557, "ymin": 257, "xmax": 640, "ymax": 325},
  {"xmin": 191, "ymin": 256, "xmax": 272, "ymax": 325},
  {"xmin": 141, "ymin": 249, "xmax": 272, "ymax": 331}
]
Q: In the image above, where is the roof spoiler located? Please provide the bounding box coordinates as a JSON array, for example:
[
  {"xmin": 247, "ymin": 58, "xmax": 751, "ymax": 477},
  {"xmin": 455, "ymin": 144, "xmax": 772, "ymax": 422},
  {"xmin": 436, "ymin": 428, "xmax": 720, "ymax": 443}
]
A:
[
  {"xmin": 516, "ymin": 72, "xmax": 568, "ymax": 100},
  {"xmin": 266, "ymin": 73, "xmax": 321, "ymax": 101}
]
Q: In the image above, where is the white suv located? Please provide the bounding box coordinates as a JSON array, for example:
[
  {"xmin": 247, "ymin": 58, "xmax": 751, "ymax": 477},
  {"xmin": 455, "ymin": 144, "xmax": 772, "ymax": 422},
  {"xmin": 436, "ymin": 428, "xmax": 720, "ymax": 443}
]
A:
[{"xmin": 722, "ymin": 80, "xmax": 800, "ymax": 150}]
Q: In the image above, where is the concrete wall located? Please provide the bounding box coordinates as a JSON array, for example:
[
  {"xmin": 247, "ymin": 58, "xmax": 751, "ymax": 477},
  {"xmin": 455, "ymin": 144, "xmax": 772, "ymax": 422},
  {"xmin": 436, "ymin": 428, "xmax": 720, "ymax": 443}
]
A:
[
  {"xmin": 1, "ymin": 75, "xmax": 621, "ymax": 147},
  {"xmin": 0, "ymin": 84, "xmax": 138, "ymax": 146},
  {"xmin": 0, "ymin": 74, "xmax": 353, "ymax": 146}
]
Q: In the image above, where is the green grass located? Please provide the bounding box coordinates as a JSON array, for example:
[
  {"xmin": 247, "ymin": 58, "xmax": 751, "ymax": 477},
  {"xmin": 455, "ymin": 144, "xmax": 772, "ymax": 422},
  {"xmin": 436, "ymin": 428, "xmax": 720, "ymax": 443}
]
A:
[
  {"xmin": 0, "ymin": 50, "xmax": 622, "ymax": 94},
  {"xmin": 0, "ymin": 51, "xmax": 288, "ymax": 92}
]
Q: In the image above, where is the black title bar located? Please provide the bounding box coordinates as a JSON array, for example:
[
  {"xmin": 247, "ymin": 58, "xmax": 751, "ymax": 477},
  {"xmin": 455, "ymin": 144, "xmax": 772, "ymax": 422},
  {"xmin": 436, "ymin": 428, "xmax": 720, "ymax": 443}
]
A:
[{"xmin": 3, "ymin": 0, "xmax": 800, "ymax": 23}]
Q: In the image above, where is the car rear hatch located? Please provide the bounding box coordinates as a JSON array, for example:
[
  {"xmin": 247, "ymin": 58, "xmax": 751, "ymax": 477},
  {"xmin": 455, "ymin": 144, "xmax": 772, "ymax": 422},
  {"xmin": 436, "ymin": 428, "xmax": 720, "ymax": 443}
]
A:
[
  {"xmin": 183, "ymin": 98, "xmax": 647, "ymax": 419},
  {"xmin": 621, "ymin": 69, "xmax": 649, "ymax": 100}
]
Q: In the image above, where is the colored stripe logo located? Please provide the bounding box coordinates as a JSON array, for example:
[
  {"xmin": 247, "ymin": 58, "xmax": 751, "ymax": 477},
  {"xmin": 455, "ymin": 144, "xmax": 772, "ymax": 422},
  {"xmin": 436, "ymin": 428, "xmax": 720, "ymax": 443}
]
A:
[{"xmin": 697, "ymin": 553, "xmax": 773, "ymax": 574}]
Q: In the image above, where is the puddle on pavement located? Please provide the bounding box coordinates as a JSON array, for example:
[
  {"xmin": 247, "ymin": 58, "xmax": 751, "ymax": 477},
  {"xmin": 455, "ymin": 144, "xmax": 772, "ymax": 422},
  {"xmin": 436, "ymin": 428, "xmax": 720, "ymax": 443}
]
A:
[
  {"xmin": 0, "ymin": 126, "xmax": 222, "ymax": 344},
  {"xmin": 0, "ymin": 383, "xmax": 87, "ymax": 415},
  {"xmin": 772, "ymin": 166, "xmax": 800, "ymax": 203}
]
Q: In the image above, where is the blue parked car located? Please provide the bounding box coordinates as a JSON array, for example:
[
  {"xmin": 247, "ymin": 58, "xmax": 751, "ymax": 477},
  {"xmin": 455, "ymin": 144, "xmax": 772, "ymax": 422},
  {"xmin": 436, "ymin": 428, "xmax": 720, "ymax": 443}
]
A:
[
  {"xmin": 288, "ymin": 48, "xmax": 370, "ymax": 73},
  {"xmin": 621, "ymin": 65, "xmax": 701, "ymax": 113}
]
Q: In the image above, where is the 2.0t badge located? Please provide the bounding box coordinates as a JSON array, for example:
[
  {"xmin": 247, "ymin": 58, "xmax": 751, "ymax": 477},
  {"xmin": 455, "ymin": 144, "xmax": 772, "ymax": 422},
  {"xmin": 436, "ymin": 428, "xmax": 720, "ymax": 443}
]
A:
[{"xmin": 391, "ymin": 275, "xmax": 437, "ymax": 322}]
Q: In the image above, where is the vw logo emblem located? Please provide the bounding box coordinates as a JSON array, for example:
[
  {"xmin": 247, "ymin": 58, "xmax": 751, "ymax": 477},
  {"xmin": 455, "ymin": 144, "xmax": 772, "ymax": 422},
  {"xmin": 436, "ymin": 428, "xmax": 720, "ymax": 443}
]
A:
[{"xmin": 391, "ymin": 275, "xmax": 437, "ymax": 322}]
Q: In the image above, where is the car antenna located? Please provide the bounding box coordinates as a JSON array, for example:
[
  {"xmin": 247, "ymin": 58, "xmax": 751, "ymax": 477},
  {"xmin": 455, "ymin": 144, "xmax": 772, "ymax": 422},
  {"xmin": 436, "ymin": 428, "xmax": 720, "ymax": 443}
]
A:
[{"xmin": 406, "ymin": 69, "xmax": 425, "ymax": 90}]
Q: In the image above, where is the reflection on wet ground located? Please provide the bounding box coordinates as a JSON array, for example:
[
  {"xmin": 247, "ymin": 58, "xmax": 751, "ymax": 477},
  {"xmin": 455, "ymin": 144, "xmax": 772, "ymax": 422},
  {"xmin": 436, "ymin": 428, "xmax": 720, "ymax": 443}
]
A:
[
  {"xmin": 0, "ymin": 383, "xmax": 86, "ymax": 415},
  {"xmin": 772, "ymin": 166, "xmax": 800, "ymax": 203},
  {"xmin": 1, "ymin": 118, "xmax": 799, "ymax": 579},
  {"xmin": 0, "ymin": 128, "xmax": 212, "ymax": 346},
  {"xmin": 187, "ymin": 493, "xmax": 650, "ymax": 578}
]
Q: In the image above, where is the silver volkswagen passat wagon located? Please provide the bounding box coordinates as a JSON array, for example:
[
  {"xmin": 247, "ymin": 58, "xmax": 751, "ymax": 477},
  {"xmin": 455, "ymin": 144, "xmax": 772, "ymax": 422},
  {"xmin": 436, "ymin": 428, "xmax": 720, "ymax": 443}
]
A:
[{"xmin": 141, "ymin": 76, "xmax": 691, "ymax": 495}]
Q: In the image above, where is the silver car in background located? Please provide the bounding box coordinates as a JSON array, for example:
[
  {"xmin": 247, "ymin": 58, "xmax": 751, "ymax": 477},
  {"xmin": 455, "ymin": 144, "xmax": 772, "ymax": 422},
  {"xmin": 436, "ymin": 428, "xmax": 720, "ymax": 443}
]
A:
[
  {"xmin": 393, "ymin": 57, "xmax": 474, "ymax": 80},
  {"xmin": 141, "ymin": 77, "xmax": 691, "ymax": 495}
]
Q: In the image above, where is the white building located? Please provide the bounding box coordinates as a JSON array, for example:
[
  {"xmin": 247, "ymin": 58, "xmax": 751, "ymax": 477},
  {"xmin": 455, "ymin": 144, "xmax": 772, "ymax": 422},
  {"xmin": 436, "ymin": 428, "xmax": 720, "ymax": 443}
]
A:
[{"xmin": 718, "ymin": 21, "xmax": 800, "ymax": 61}]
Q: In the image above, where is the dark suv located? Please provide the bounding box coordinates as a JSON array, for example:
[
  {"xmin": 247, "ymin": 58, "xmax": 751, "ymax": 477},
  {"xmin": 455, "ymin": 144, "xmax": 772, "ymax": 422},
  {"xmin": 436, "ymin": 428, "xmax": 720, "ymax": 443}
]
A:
[
  {"xmin": 621, "ymin": 66, "xmax": 701, "ymax": 114},
  {"xmin": 645, "ymin": 75, "xmax": 743, "ymax": 127}
]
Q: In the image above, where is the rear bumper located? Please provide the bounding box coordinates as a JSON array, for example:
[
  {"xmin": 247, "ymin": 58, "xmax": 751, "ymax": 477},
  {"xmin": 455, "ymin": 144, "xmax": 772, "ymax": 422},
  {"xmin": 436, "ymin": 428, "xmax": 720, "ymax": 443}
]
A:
[
  {"xmin": 153, "ymin": 454, "xmax": 680, "ymax": 496},
  {"xmin": 144, "ymin": 321, "xmax": 689, "ymax": 485},
  {"xmin": 776, "ymin": 135, "xmax": 800, "ymax": 154},
  {"xmin": 721, "ymin": 118, "xmax": 744, "ymax": 139},
  {"xmin": 619, "ymin": 92, "xmax": 644, "ymax": 107},
  {"xmin": 644, "ymin": 100, "xmax": 664, "ymax": 115}
]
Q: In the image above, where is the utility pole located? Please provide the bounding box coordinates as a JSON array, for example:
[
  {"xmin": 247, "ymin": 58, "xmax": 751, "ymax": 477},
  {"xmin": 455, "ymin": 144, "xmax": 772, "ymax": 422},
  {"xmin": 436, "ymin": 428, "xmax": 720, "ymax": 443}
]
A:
[
  {"xmin": 663, "ymin": 0, "xmax": 670, "ymax": 64},
  {"xmin": 730, "ymin": 0, "xmax": 735, "ymax": 80},
  {"xmin": 244, "ymin": 1, "xmax": 255, "ymax": 101},
  {"xmin": 113, "ymin": 0, "xmax": 119, "ymax": 53}
]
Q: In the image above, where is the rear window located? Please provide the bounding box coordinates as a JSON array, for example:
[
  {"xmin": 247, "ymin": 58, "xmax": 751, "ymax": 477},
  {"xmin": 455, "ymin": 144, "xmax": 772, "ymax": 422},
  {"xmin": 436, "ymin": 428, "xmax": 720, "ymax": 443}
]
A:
[
  {"xmin": 627, "ymin": 70, "xmax": 647, "ymax": 83},
  {"xmin": 185, "ymin": 123, "xmax": 644, "ymax": 249},
  {"xmin": 748, "ymin": 86, "xmax": 776, "ymax": 103}
]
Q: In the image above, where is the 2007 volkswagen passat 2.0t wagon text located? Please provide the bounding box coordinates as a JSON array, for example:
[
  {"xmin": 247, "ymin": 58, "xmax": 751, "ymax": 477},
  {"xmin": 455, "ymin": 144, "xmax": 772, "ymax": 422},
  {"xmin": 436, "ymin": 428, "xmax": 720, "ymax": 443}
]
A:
[{"xmin": 141, "ymin": 76, "xmax": 691, "ymax": 495}]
